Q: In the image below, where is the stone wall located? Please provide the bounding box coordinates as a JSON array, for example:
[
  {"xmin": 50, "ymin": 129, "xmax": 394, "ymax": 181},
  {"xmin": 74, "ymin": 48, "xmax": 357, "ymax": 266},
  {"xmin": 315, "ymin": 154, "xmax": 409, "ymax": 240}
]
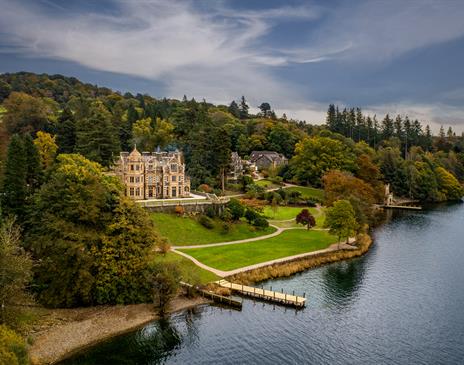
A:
[{"xmin": 138, "ymin": 201, "xmax": 226, "ymax": 215}]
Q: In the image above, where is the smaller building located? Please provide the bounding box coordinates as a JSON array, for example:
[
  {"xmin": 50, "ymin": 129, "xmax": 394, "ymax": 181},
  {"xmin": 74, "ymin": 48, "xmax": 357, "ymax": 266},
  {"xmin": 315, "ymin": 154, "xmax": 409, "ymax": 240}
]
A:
[
  {"xmin": 228, "ymin": 152, "xmax": 244, "ymax": 181},
  {"xmin": 249, "ymin": 151, "xmax": 288, "ymax": 170}
]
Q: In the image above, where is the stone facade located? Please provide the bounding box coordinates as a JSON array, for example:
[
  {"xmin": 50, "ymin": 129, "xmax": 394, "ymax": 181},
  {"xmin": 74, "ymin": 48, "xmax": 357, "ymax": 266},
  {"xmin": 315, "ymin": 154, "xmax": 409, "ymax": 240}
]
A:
[
  {"xmin": 227, "ymin": 152, "xmax": 244, "ymax": 181},
  {"xmin": 249, "ymin": 151, "xmax": 288, "ymax": 170},
  {"xmin": 114, "ymin": 147, "xmax": 191, "ymax": 200}
]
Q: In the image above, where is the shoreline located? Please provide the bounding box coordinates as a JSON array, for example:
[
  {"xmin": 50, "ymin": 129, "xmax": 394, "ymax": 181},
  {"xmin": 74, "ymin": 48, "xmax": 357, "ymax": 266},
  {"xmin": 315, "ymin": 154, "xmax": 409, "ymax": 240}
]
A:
[
  {"xmin": 227, "ymin": 233, "xmax": 373, "ymax": 285},
  {"xmin": 28, "ymin": 296, "xmax": 211, "ymax": 365}
]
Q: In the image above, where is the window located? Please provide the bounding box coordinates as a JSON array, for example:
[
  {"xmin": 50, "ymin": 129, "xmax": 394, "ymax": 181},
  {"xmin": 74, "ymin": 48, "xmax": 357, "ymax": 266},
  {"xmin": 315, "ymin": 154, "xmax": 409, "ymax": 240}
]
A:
[
  {"xmin": 129, "ymin": 176, "xmax": 134, "ymax": 183},
  {"xmin": 178, "ymin": 187, "xmax": 182, "ymax": 195},
  {"xmin": 172, "ymin": 175, "xmax": 176, "ymax": 182},
  {"xmin": 172, "ymin": 187, "xmax": 177, "ymax": 197},
  {"xmin": 130, "ymin": 164, "xmax": 134, "ymax": 171},
  {"xmin": 135, "ymin": 177, "xmax": 140, "ymax": 183},
  {"xmin": 136, "ymin": 164, "xmax": 140, "ymax": 171},
  {"xmin": 135, "ymin": 187, "xmax": 140, "ymax": 196},
  {"xmin": 129, "ymin": 187, "xmax": 134, "ymax": 196},
  {"xmin": 148, "ymin": 189, "xmax": 153, "ymax": 197},
  {"xmin": 148, "ymin": 176, "xmax": 153, "ymax": 184},
  {"xmin": 171, "ymin": 164, "xmax": 178, "ymax": 172}
]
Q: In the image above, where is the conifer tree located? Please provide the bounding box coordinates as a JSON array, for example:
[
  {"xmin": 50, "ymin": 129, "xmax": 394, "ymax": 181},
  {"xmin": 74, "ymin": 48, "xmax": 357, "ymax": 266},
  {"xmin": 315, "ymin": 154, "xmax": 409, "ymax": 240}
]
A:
[
  {"xmin": 239, "ymin": 96, "xmax": 249, "ymax": 119},
  {"xmin": 228, "ymin": 100, "xmax": 240, "ymax": 118},
  {"xmin": 1, "ymin": 135, "xmax": 27, "ymax": 219},
  {"xmin": 23, "ymin": 134, "xmax": 43, "ymax": 192}
]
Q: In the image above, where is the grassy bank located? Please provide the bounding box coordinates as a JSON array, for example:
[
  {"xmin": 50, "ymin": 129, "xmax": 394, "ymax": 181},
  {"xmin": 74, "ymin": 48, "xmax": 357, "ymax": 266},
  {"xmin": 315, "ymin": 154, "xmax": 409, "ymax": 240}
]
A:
[
  {"xmin": 153, "ymin": 252, "xmax": 219, "ymax": 284},
  {"xmin": 283, "ymin": 186, "xmax": 324, "ymax": 200},
  {"xmin": 228, "ymin": 234, "xmax": 372, "ymax": 284},
  {"xmin": 151, "ymin": 213, "xmax": 276, "ymax": 246},
  {"xmin": 178, "ymin": 229, "xmax": 337, "ymax": 271},
  {"xmin": 264, "ymin": 206, "xmax": 324, "ymax": 226},
  {"xmin": 254, "ymin": 179, "xmax": 280, "ymax": 189}
]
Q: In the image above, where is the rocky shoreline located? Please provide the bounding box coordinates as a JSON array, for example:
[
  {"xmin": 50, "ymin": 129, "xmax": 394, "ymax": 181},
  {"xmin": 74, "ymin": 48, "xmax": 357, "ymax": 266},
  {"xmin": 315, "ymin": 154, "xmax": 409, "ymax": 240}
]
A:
[{"xmin": 28, "ymin": 296, "xmax": 210, "ymax": 365}]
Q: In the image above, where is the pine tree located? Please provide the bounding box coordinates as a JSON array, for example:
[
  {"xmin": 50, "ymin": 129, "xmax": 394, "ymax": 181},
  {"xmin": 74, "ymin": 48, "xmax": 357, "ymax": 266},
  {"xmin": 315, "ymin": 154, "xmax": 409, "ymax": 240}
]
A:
[
  {"xmin": 239, "ymin": 96, "xmax": 249, "ymax": 119},
  {"xmin": 326, "ymin": 104, "xmax": 337, "ymax": 132},
  {"xmin": 56, "ymin": 107, "xmax": 76, "ymax": 153},
  {"xmin": 1, "ymin": 135, "xmax": 27, "ymax": 219},
  {"xmin": 381, "ymin": 114, "xmax": 394, "ymax": 140},
  {"xmin": 228, "ymin": 100, "xmax": 240, "ymax": 118},
  {"xmin": 23, "ymin": 134, "xmax": 43, "ymax": 192}
]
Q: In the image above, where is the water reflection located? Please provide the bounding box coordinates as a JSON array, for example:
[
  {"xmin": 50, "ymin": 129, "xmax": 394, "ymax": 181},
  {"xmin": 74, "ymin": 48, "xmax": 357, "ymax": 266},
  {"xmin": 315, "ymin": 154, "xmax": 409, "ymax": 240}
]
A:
[
  {"xmin": 61, "ymin": 308, "xmax": 205, "ymax": 365},
  {"xmin": 321, "ymin": 257, "xmax": 367, "ymax": 307}
]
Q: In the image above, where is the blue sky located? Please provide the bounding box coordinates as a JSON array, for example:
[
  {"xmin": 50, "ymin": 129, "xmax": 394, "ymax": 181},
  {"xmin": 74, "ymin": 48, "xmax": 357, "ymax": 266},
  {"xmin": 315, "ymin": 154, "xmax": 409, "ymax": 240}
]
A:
[{"xmin": 1, "ymin": 0, "xmax": 464, "ymax": 132}]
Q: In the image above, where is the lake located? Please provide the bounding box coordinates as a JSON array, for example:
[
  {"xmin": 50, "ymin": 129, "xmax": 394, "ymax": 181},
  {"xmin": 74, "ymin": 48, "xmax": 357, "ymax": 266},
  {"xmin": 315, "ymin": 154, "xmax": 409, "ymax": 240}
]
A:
[{"xmin": 62, "ymin": 203, "xmax": 464, "ymax": 364}]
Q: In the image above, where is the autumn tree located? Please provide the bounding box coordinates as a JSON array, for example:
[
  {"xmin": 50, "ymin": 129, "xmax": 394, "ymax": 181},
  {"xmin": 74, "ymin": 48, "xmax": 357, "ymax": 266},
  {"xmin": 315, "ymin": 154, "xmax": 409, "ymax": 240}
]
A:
[
  {"xmin": 2, "ymin": 92, "xmax": 56, "ymax": 134},
  {"xmin": 324, "ymin": 200, "xmax": 358, "ymax": 247},
  {"xmin": 296, "ymin": 209, "xmax": 316, "ymax": 230},
  {"xmin": 34, "ymin": 131, "xmax": 58, "ymax": 169},
  {"xmin": 0, "ymin": 219, "xmax": 32, "ymax": 326}
]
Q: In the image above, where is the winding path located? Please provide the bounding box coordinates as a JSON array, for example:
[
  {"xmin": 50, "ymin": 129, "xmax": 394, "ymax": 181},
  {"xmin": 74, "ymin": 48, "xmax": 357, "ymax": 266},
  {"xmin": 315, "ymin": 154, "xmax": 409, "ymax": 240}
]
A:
[{"xmin": 172, "ymin": 239, "xmax": 357, "ymax": 278}]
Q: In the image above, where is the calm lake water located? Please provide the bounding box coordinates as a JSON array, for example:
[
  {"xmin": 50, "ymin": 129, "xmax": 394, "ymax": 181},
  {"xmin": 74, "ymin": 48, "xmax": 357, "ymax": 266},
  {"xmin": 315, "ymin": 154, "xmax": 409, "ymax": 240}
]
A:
[{"xmin": 62, "ymin": 203, "xmax": 464, "ymax": 365}]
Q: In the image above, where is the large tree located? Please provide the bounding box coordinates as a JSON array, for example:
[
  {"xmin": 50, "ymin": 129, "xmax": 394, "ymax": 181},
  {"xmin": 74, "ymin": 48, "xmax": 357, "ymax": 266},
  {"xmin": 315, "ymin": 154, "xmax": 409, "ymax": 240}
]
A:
[
  {"xmin": 290, "ymin": 136, "xmax": 356, "ymax": 186},
  {"xmin": 26, "ymin": 154, "xmax": 159, "ymax": 307},
  {"xmin": 324, "ymin": 200, "xmax": 358, "ymax": 247}
]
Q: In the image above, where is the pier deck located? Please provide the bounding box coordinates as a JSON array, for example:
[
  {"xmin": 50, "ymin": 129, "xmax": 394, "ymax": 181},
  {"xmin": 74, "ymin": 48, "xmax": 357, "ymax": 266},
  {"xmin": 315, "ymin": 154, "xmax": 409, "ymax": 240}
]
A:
[{"xmin": 216, "ymin": 280, "xmax": 306, "ymax": 308}]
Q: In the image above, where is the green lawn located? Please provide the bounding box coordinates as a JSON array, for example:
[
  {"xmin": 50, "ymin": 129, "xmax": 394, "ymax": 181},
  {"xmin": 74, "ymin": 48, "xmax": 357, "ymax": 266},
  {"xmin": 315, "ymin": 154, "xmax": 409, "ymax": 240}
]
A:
[
  {"xmin": 153, "ymin": 252, "xmax": 219, "ymax": 284},
  {"xmin": 178, "ymin": 229, "xmax": 338, "ymax": 271},
  {"xmin": 254, "ymin": 179, "xmax": 280, "ymax": 189},
  {"xmin": 283, "ymin": 186, "xmax": 324, "ymax": 201},
  {"xmin": 151, "ymin": 213, "xmax": 276, "ymax": 246}
]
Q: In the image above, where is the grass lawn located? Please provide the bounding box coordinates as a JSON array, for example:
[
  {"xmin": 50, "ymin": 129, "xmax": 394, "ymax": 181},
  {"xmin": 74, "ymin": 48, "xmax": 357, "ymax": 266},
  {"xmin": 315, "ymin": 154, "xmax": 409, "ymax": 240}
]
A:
[
  {"xmin": 254, "ymin": 179, "xmax": 280, "ymax": 189},
  {"xmin": 283, "ymin": 186, "xmax": 324, "ymax": 201},
  {"xmin": 153, "ymin": 252, "xmax": 219, "ymax": 284},
  {"xmin": 263, "ymin": 205, "xmax": 325, "ymax": 223},
  {"xmin": 151, "ymin": 213, "xmax": 276, "ymax": 246},
  {"xmin": 178, "ymin": 229, "xmax": 338, "ymax": 271}
]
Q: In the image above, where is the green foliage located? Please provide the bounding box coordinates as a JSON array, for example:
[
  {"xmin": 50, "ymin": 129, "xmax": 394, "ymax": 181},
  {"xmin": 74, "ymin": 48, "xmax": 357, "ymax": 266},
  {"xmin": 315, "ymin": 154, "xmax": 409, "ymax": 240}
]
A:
[
  {"xmin": 75, "ymin": 101, "xmax": 120, "ymax": 167},
  {"xmin": 1, "ymin": 135, "xmax": 27, "ymax": 220},
  {"xmin": 435, "ymin": 167, "xmax": 464, "ymax": 200},
  {"xmin": 198, "ymin": 215, "xmax": 214, "ymax": 229},
  {"xmin": 253, "ymin": 216, "xmax": 269, "ymax": 229},
  {"xmin": 324, "ymin": 200, "xmax": 358, "ymax": 243},
  {"xmin": 0, "ymin": 325, "xmax": 28, "ymax": 365},
  {"xmin": 0, "ymin": 219, "xmax": 32, "ymax": 327},
  {"xmin": 132, "ymin": 117, "xmax": 174, "ymax": 151},
  {"xmin": 26, "ymin": 154, "xmax": 158, "ymax": 307},
  {"xmin": 244, "ymin": 208, "xmax": 259, "ymax": 223},
  {"xmin": 147, "ymin": 262, "xmax": 181, "ymax": 313},
  {"xmin": 290, "ymin": 136, "xmax": 356, "ymax": 186},
  {"xmin": 227, "ymin": 199, "xmax": 245, "ymax": 221}
]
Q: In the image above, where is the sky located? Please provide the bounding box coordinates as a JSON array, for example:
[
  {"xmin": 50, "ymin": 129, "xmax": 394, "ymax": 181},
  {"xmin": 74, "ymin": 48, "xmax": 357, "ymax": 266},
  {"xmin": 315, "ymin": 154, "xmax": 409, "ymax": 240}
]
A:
[{"xmin": 1, "ymin": 0, "xmax": 464, "ymax": 132}]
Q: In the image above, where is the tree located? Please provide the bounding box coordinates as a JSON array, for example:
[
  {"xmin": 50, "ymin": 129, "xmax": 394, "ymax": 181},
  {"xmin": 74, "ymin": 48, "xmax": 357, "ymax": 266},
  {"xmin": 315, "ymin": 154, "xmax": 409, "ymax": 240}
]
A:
[
  {"xmin": 435, "ymin": 167, "xmax": 464, "ymax": 201},
  {"xmin": 56, "ymin": 107, "xmax": 76, "ymax": 153},
  {"xmin": 2, "ymin": 92, "xmax": 56, "ymax": 134},
  {"xmin": 290, "ymin": 136, "xmax": 356, "ymax": 186},
  {"xmin": 22, "ymin": 133, "xmax": 43, "ymax": 193},
  {"xmin": 0, "ymin": 79, "xmax": 11, "ymax": 102},
  {"xmin": 132, "ymin": 117, "xmax": 174, "ymax": 151},
  {"xmin": 259, "ymin": 102, "xmax": 271, "ymax": 117},
  {"xmin": 0, "ymin": 219, "xmax": 32, "ymax": 327},
  {"xmin": 228, "ymin": 100, "xmax": 240, "ymax": 118},
  {"xmin": 239, "ymin": 96, "xmax": 249, "ymax": 119},
  {"xmin": 148, "ymin": 263, "xmax": 181, "ymax": 314},
  {"xmin": 227, "ymin": 199, "xmax": 245, "ymax": 221},
  {"xmin": 296, "ymin": 209, "xmax": 316, "ymax": 230},
  {"xmin": 1, "ymin": 135, "xmax": 27, "ymax": 219},
  {"xmin": 25, "ymin": 154, "xmax": 159, "ymax": 307},
  {"xmin": 34, "ymin": 131, "xmax": 58, "ymax": 169},
  {"xmin": 75, "ymin": 101, "xmax": 120, "ymax": 166},
  {"xmin": 324, "ymin": 200, "xmax": 357, "ymax": 247},
  {"xmin": 245, "ymin": 208, "xmax": 259, "ymax": 223}
]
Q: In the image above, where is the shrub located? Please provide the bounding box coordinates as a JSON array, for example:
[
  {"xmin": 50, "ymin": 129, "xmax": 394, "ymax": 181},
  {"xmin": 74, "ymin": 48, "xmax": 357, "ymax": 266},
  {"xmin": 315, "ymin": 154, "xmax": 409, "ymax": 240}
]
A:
[
  {"xmin": 0, "ymin": 325, "xmax": 28, "ymax": 365},
  {"xmin": 205, "ymin": 206, "xmax": 216, "ymax": 218},
  {"xmin": 220, "ymin": 208, "xmax": 233, "ymax": 222},
  {"xmin": 253, "ymin": 217, "xmax": 269, "ymax": 229},
  {"xmin": 147, "ymin": 263, "xmax": 181, "ymax": 314},
  {"xmin": 221, "ymin": 222, "xmax": 231, "ymax": 234},
  {"xmin": 241, "ymin": 175, "xmax": 254, "ymax": 191},
  {"xmin": 306, "ymin": 200, "xmax": 317, "ymax": 207},
  {"xmin": 245, "ymin": 208, "xmax": 259, "ymax": 223},
  {"xmin": 157, "ymin": 238, "xmax": 171, "ymax": 255},
  {"xmin": 289, "ymin": 191, "xmax": 302, "ymax": 199},
  {"xmin": 276, "ymin": 188, "xmax": 287, "ymax": 200},
  {"xmin": 198, "ymin": 215, "xmax": 214, "ymax": 229},
  {"xmin": 174, "ymin": 205, "xmax": 184, "ymax": 216},
  {"xmin": 198, "ymin": 184, "xmax": 212, "ymax": 193},
  {"xmin": 227, "ymin": 198, "xmax": 245, "ymax": 221}
]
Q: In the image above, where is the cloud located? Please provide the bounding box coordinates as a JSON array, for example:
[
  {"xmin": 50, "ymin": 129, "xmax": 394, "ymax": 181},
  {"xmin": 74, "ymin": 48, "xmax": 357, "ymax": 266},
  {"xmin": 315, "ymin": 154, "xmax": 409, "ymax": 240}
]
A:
[{"xmin": 0, "ymin": 0, "xmax": 318, "ymax": 106}]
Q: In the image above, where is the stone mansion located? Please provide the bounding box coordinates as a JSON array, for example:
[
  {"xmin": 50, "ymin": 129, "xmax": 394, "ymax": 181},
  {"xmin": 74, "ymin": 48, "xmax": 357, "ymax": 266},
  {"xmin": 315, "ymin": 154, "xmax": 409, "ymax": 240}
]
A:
[{"xmin": 114, "ymin": 147, "xmax": 191, "ymax": 200}]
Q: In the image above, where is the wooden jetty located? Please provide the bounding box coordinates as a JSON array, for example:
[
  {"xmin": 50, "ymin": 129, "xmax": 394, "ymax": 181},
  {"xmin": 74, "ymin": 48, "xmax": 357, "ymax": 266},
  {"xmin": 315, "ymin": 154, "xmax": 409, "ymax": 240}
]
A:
[
  {"xmin": 180, "ymin": 281, "xmax": 242, "ymax": 310},
  {"xmin": 378, "ymin": 204, "xmax": 422, "ymax": 210},
  {"xmin": 216, "ymin": 280, "xmax": 306, "ymax": 308}
]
